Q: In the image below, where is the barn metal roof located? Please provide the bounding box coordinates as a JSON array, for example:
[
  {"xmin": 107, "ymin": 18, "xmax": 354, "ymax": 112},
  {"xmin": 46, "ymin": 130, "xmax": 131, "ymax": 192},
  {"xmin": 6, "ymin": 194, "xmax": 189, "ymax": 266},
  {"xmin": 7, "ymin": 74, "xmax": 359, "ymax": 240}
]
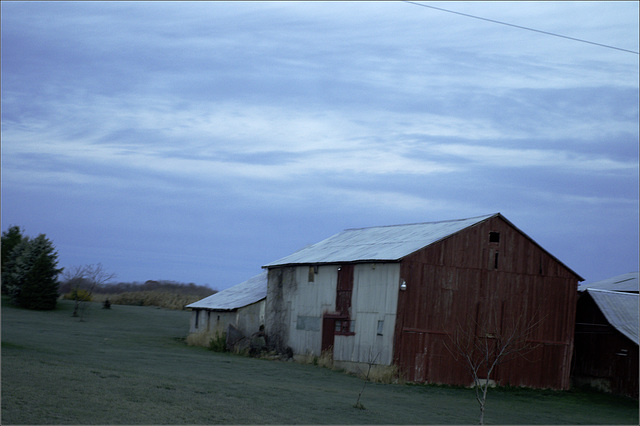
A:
[
  {"xmin": 578, "ymin": 271, "xmax": 638, "ymax": 293},
  {"xmin": 587, "ymin": 288, "xmax": 639, "ymax": 345},
  {"xmin": 185, "ymin": 271, "xmax": 267, "ymax": 311},
  {"xmin": 263, "ymin": 213, "xmax": 496, "ymax": 267}
]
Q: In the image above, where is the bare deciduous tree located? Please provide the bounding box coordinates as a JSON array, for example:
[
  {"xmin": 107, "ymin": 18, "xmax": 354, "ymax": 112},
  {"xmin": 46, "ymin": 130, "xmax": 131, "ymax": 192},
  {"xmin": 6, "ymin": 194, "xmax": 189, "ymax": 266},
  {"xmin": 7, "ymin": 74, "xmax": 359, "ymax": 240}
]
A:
[
  {"xmin": 446, "ymin": 306, "xmax": 544, "ymax": 425},
  {"xmin": 62, "ymin": 264, "xmax": 115, "ymax": 321},
  {"xmin": 354, "ymin": 348, "xmax": 380, "ymax": 410}
]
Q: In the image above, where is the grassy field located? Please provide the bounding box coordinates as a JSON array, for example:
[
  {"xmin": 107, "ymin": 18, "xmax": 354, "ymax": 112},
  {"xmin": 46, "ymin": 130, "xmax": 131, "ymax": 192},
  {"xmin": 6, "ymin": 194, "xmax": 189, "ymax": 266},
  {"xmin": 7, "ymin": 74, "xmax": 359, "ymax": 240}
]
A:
[{"xmin": 2, "ymin": 297, "xmax": 638, "ymax": 425}]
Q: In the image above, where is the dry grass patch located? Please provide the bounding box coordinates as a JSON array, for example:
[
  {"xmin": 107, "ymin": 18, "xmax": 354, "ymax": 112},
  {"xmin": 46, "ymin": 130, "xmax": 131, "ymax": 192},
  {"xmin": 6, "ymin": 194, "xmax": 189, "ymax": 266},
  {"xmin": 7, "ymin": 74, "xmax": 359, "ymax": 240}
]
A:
[{"xmin": 185, "ymin": 330, "xmax": 212, "ymax": 347}]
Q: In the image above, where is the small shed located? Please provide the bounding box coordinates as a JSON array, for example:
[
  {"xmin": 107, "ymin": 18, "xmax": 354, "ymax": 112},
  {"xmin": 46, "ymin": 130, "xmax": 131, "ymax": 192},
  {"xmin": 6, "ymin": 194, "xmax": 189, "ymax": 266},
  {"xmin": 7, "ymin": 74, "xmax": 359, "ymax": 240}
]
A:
[
  {"xmin": 263, "ymin": 213, "xmax": 582, "ymax": 389},
  {"xmin": 573, "ymin": 273, "xmax": 639, "ymax": 398},
  {"xmin": 186, "ymin": 271, "xmax": 267, "ymax": 344}
]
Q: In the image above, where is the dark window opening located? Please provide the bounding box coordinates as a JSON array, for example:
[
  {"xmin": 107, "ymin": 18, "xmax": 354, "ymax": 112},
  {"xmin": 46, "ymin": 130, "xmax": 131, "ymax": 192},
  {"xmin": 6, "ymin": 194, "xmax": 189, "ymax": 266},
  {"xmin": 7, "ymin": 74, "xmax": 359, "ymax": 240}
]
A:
[
  {"xmin": 308, "ymin": 266, "xmax": 315, "ymax": 282},
  {"xmin": 194, "ymin": 310, "xmax": 199, "ymax": 328},
  {"xmin": 489, "ymin": 232, "xmax": 500, "ymax": 243},
  {"xmin": 494, "ymin": 252, "xmax": 499, "ymax": 269}
]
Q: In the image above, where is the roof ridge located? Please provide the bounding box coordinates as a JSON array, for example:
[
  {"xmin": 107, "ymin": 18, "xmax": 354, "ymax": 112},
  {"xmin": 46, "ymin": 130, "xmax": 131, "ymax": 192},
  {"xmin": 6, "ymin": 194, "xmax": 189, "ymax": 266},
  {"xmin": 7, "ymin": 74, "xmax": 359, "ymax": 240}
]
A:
[
  {"xmin": 587, "ymin": 288, "xmax": 638, "ymax": 296},
  {"xmin": 343, "ymin": 213, "xmax": 498, "ymax": 232}
]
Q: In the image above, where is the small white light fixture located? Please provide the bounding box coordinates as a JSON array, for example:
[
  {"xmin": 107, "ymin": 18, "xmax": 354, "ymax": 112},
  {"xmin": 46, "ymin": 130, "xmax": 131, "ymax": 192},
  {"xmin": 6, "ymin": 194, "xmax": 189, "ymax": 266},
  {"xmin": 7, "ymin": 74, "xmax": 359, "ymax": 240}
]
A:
[{"xmin": 400, "ymin": 279, "xmax": 407, "ymax": 291}]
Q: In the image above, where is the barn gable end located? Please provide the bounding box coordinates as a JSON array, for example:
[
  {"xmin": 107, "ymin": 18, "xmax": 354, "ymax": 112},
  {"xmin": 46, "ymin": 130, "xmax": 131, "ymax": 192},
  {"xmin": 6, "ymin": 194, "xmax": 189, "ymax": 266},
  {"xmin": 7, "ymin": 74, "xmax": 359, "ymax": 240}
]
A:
[{"xmin": 395, "ymin": 214, "xmax": 580, "ymax": 389}]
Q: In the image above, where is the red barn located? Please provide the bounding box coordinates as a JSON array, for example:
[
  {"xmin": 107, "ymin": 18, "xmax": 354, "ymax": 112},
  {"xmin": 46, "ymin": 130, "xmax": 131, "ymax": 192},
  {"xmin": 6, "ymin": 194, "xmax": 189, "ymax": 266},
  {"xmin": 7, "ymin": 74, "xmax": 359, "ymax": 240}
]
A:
[{"xmin": 264, "ymin": 213, "xmax": 583, "ymax": 389}]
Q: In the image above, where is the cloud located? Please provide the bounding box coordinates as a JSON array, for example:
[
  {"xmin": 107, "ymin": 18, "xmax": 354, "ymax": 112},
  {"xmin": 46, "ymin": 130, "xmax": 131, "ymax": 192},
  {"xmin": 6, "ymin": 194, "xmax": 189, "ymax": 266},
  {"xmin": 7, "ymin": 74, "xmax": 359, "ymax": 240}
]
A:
[
  {"xmin": 1, "ymin": 1, "xmax": 637, "ymax": 287},
  {"xmin": 428, "ymin": 143, "xmax": 637, "ymax": 172}
]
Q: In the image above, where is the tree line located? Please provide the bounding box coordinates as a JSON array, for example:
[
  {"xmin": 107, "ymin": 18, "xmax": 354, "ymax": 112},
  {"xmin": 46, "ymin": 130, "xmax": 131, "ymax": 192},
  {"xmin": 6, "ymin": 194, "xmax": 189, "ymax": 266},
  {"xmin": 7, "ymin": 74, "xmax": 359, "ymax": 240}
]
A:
[
  {"xmin": 2, "ymin": 225, "xmax": 216, "ymax": 311},
  {"xmin": 59, "ymin": 279, "xmax": 215, "ymax": 297}
]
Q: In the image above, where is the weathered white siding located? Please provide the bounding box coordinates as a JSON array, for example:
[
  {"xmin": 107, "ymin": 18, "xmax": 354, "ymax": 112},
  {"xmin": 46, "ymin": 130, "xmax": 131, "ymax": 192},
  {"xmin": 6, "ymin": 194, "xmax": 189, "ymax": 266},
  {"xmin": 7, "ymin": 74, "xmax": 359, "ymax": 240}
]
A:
[
  {"xmin": 266, "ymin": 262, "xmax": 400, "ymax": 366},
  {"xmin": 334, "ymin": 263, "xmax": 399, "ymax": 365},
  {"xmin": 286, "ymin": 265, "xmax": 337, "ymax": 355},
  {"xmin": 189, "ymin": 300, "xmax": 265, "ymax": 338}
]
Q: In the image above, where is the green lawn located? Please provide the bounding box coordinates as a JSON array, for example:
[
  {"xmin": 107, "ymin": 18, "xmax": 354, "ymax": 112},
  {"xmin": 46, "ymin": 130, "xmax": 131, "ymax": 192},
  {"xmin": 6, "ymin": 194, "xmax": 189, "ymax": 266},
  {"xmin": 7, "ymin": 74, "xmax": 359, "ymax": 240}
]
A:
[{"xmin": 2, "ymin": 297, "xmax": 638, "ymax": 425}]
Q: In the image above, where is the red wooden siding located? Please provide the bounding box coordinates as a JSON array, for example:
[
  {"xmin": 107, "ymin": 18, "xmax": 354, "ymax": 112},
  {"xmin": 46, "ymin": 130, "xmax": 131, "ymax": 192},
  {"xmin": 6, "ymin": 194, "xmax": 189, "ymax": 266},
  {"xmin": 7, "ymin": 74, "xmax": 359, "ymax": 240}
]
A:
[{"xmin": 393, "ymin": 215, "xmax": 579, "ymax": 389}]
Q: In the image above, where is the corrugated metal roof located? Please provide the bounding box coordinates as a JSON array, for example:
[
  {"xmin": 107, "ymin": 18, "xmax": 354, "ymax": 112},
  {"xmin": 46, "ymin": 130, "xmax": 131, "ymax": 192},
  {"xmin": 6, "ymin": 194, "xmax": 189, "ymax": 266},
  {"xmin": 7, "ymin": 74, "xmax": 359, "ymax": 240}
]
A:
[
  {"xmin": 263, "ymin": 214, "xmax": 497, "ymax": 267},
  {"xmin": 587, "ymin": 288, "xmax": 639, "ymax": 345},
  {"xmin": 185, "ymin": 271, "xmax": 267, "ymax": 310},
  {"xmin": 578, "ymin": 271, "xmax": 639, "ymax": 293}
]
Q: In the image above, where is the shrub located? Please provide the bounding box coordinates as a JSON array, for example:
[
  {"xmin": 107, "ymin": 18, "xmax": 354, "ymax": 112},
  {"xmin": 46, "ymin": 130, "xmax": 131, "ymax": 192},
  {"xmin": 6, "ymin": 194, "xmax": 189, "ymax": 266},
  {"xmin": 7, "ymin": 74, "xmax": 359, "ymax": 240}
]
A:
[
  {"xmin": 209, "ymin": 332, "xmax": 227, "ymax": 352},
  {"xmin": 63, "ymin": 289, "xmax": 93, "ymax": 302}
]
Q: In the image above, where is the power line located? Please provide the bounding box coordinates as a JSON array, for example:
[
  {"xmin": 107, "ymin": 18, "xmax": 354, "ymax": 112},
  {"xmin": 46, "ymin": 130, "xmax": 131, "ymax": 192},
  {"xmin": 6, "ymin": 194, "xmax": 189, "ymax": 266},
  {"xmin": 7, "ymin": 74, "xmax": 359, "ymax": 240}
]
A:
[{"xmin": 403, "ymin": 1, "xmax": 639, "ymax": 55}]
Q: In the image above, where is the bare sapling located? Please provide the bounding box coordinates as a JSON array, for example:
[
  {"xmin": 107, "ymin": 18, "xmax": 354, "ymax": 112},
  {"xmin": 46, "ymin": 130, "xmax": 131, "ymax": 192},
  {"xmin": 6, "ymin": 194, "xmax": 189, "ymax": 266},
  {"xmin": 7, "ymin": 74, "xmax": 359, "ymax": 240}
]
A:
[
  {"xmin": 63, "ymin": 264, "xmax": 115, "ymax": 321},
  {"xmin": 446, "ymin": 305, "xmax": 543, "ymax": 425},
  {"xmin": 354, "ymin": 348, "xmax": 380, "ymax": 410}
]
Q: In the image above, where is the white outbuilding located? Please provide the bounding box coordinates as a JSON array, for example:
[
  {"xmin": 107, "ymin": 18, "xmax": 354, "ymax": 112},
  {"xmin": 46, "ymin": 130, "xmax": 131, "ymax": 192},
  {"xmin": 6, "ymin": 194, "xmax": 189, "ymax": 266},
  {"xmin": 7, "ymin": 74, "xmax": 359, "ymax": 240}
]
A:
[{"xmin": 186, "ymin": 271, "xmax": 267, "ymax": 344}]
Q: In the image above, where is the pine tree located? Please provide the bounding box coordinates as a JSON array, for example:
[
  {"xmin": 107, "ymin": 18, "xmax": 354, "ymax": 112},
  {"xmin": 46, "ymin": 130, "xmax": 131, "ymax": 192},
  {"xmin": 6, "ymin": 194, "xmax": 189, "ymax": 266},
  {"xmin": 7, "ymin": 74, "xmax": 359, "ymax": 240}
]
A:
[
  {"xmin": 1, "ymin": 226, "xmax": 28, "ymax": 294},
  {"xmin": 2, "ymin": 229, "xmax": 63, "ymax": 310},
  {"xmin": 19, "ymin": 251, "xmax": 62, "ymax": 310}
]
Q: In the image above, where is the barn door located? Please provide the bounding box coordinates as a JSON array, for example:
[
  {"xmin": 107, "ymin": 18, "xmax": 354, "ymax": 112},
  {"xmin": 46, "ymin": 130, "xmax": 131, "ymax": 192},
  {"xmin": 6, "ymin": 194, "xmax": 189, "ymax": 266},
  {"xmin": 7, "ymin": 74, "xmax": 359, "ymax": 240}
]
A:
[
  {"xmin": 322, "ymin": 265, "xmax": 355, "ymax": 354},
  {"xmin": 321, "ymin": 316, "xmax": 336, "ymax": 353}
]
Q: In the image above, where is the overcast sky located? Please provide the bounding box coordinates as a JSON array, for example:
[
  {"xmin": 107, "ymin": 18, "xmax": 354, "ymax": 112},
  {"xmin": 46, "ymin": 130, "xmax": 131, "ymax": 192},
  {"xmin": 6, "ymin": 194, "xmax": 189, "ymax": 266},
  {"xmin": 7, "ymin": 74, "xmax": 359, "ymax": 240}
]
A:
[{"xmin": 2, "ymin": 1, "xmax": 638, "ymax": 290}]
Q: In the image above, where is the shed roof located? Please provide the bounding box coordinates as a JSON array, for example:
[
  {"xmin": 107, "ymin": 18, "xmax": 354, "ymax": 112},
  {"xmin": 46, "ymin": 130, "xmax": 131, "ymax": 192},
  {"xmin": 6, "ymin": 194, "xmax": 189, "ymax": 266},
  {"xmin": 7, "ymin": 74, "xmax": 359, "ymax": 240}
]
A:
[
  {"xmin": 185, "ymin": 271, "xmax": 267, "ymax": 311},
  {"xmin": 578, "ymin": 271, "xmax": 638, "ymax": 293},
  {"xmin": 587, "ymin": 288, "xmax": 639, "ymax": 345}
]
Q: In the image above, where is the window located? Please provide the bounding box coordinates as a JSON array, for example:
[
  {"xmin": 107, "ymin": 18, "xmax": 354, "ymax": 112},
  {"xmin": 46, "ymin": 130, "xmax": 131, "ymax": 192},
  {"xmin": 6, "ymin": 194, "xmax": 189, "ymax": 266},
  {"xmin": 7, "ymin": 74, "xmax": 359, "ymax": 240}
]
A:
[
  {"xmin": 377, "ymin": 320, "xmax": 384, "ymax": 336},
  {"xmin": 489, "ymin": 232, "xmax": 500, "ymax": 243},
  {"xmin": 494, "ymin": 252, "xmax": 499, "ymax": 269},
  {"xmin": 308, "ymin": 266, "xmax": 315, "ymax": 282},
  {"xmin": 297, "ymin": 315, "xmax": 320, "ymax": 331},
  {"xmin": 194, "ymin": 310, "xmax": 199, "ymax": 328},
  {"xmin": 334, "ymin": 319, "xmax": 355, "ymax": 335}
]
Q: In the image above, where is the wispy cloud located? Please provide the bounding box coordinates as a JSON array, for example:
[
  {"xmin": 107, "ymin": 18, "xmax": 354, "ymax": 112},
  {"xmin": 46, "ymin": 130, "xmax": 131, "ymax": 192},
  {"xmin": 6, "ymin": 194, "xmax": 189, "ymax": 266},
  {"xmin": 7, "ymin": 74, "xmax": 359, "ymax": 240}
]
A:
[
  {"xmin": 428, "ymin": 143, "xmax": 637, "ymax": 172},
  {"xmin": 1, "ymin": 1, "xmax": 638, "ymax": 287}
]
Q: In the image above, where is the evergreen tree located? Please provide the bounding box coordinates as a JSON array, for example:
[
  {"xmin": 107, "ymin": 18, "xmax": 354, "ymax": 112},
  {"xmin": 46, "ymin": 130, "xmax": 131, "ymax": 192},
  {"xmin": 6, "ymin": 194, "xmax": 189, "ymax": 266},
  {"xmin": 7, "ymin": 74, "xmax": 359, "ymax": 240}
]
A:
[
  {"xmin": 19, "ymin": 251, "xmax": 61, "ymax": 310},
  {"xmin": 3, "ymin": 238, "xmax": 31, "ymax": 298},
  {"xmin": 2, "ymin": 229, "xmax": 63, "ymax": 310},
  {"xmin": 1, "ymin": 226, "xmax": 27, "ymax": 294}
]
